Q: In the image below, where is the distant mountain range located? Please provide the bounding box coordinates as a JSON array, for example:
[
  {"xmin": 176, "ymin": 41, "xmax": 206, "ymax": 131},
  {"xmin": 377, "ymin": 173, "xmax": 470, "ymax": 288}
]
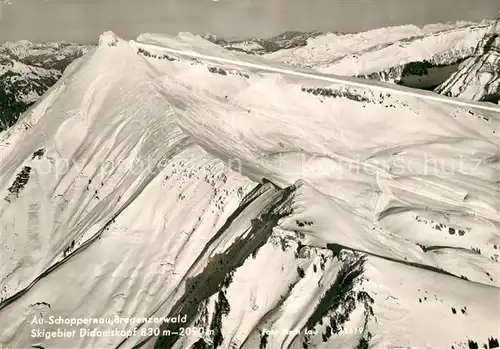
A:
[
  {"xmin": 203, "ymin": 30, "xmax": 325, "ymax": 55},
  {"xmin": 0, "ymin": 41, "xmax": 92, "ymax": 131},
  {"xmin": 1, "ymin": 20, "xmax": 498, "ymax": 135},
  {"xmin": 258, "ymin": 20, "xmax": 498, "ymax": 91}
]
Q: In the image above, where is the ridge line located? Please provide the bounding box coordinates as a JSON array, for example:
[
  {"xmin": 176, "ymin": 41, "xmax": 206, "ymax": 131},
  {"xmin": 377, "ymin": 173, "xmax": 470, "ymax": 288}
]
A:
[{"xmin": 131, "ymin": 41, "xmax": 500, "ymax": 113}]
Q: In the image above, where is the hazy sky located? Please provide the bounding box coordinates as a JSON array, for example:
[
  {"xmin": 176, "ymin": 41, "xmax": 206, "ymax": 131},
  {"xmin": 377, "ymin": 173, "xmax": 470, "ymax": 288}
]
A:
[{"xmin": 0, "ymin": 0, "xmax": 499, "ymax": 44}]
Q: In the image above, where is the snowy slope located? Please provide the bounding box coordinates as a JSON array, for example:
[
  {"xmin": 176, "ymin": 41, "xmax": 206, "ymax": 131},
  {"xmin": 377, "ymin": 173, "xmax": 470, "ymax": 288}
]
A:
[
  {"xmin": 0, "ymin": 40, "xmax": 92, "ymax": 131},
  {"xmin": 260, "ymin": 21, "xmax": 497, "ymax": 89},
  {"xmin": 436, "ymin": 22, "xmax": 500, "ymax": 103},
  {"xmin": 0, "ymin": 32, "xmax": 499, "ymax": 349}
]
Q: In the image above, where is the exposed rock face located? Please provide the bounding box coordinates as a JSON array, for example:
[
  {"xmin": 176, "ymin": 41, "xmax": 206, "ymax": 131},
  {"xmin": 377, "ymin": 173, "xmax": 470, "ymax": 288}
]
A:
[
  {"xmin": 0, "ymin": 40, "xmax": 92, "ymax": 131},
  {"xmin": 436, "ymin": 23, "xmax": 500, "ymax": 103}
]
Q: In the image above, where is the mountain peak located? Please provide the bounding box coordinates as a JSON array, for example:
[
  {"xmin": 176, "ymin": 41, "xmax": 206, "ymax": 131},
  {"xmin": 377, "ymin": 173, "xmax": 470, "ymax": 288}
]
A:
[
  {"xmin": 203, "ymin": 33, "xmax": 218, "ymax": 41},
  {"xmin": 98, "ymin": 31, "xmax": 122, "ymax": 47},
  {"xmin": 3, "ymin": 40, "xmax": 33, "ymax": 48}
]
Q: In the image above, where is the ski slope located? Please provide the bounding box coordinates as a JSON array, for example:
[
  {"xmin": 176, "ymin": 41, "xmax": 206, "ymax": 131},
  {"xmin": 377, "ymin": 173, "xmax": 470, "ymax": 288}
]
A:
[{"xmin": 0, "ymin": 31, "xmax": 499, "ymax": 349}]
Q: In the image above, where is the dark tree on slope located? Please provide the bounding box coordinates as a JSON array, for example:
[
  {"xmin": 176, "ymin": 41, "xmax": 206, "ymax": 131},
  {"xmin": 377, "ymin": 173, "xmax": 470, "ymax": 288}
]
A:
[
  {"xmin": 0, "ymin": 77, "xmax": 34, "ymax": 131},
  {"xmin": 401, "ymin": 61, "xmax": 429, "ymax": 77}
]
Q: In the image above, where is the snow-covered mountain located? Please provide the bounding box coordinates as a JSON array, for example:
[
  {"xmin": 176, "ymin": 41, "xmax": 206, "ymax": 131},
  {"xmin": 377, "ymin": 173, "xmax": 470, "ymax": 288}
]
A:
[
  {"xmin": 0, "ymin": 31, "xmax": 499, "ymax": 349},
  {"xmin": 436, "ymin": 22, "xmax": 500, "ymax": 103},
  {"xmin": 214, "ymin": 21, "xmax": 496, "ymax": 91},
  {"xmin": 0, "ymin": 40, "xmax": 92, "ymax": 131}
]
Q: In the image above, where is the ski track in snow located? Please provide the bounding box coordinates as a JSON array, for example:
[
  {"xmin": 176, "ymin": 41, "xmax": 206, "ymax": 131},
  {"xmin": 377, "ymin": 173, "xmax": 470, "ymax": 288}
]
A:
[{"xmin": 132, "ymin": 41, "xmax": 500, "ymax": 113}]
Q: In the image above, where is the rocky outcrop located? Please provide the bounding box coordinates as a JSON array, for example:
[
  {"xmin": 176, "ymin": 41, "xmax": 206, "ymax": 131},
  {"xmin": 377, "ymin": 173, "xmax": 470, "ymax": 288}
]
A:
[{"xmin": 436, "ymin": 23, "xmax": 500, "ymax": 103}]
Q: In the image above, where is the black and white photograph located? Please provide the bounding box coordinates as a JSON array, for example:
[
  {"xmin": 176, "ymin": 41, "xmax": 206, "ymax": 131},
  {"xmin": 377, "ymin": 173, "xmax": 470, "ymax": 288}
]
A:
[{"xmin": 0, "ymin": 0, "xmax": 499, "ymax": 348}]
